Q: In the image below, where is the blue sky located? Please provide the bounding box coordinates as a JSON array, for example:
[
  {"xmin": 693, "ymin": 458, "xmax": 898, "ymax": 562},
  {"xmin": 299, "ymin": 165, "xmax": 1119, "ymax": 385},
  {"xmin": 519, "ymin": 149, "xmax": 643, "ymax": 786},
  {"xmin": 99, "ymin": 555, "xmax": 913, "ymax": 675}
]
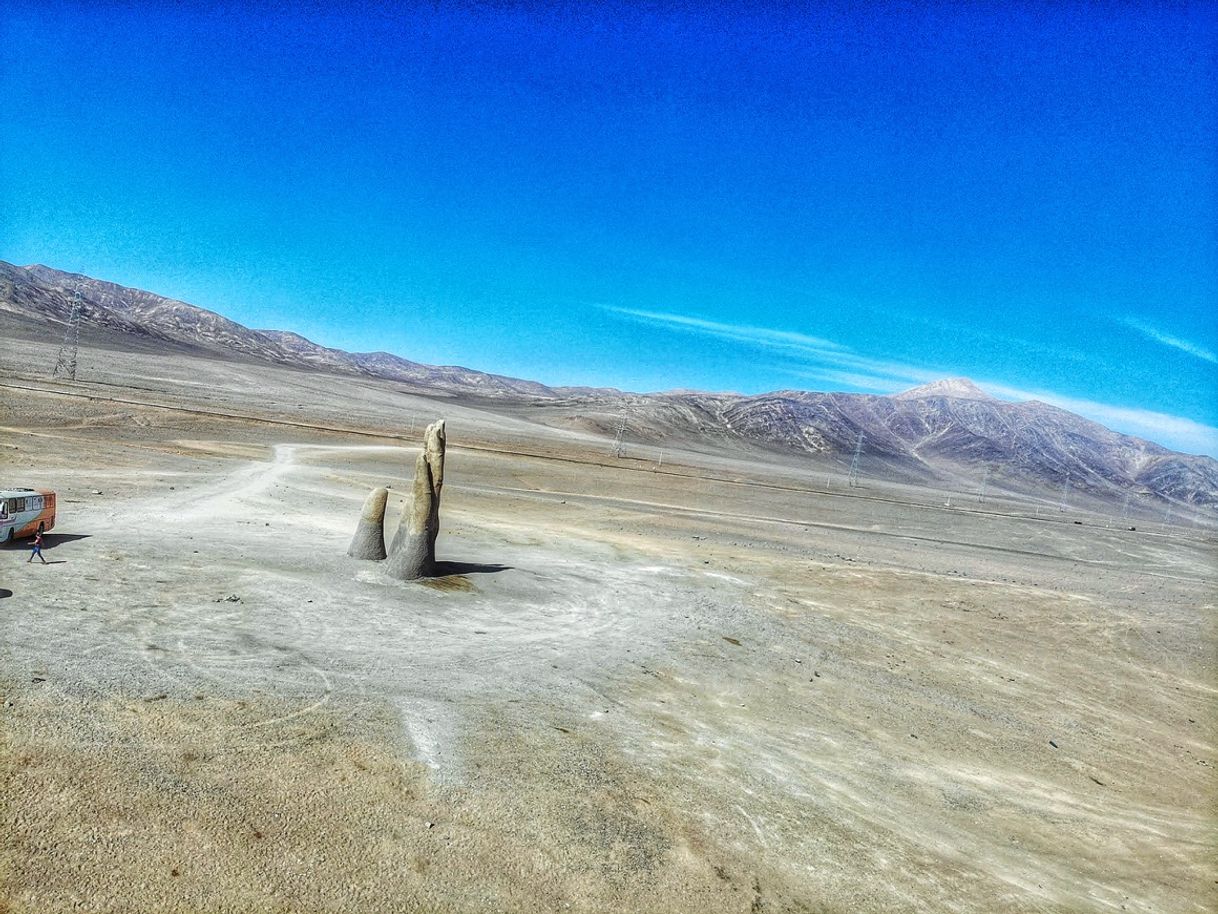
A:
[{"xmin": 2, "ymin": 2, "xmax": 1216, "ymax": 454}]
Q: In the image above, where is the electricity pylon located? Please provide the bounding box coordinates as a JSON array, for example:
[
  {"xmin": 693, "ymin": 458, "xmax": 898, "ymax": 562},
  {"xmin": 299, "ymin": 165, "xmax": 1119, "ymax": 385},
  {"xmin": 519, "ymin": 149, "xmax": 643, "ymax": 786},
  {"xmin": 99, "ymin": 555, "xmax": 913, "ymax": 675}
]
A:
[
  {"xmin": 51, "ymin": 285, "xmax": 84, "ymax": 381},
  {"xmin": 610, "ymin": 413, "xmax": 627, "ymax": 458},
  {"xmin": 847, "ymin": 432, "xmax": 864, "ymax": 488}
]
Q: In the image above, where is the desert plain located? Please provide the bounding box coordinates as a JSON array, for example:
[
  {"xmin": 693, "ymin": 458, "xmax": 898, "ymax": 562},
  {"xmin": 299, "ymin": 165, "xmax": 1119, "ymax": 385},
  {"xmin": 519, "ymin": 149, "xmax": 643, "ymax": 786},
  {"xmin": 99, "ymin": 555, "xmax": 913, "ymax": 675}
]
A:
[{"xmin": 1, "ymin": 325, "xmax": 1215, "ymax": 913}]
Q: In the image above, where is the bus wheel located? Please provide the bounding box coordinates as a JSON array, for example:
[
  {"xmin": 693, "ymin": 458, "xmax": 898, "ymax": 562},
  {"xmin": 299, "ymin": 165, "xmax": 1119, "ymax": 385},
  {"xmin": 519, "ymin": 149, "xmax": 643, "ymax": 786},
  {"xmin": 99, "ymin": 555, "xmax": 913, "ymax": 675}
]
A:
[{"xmin": 4, "ymin": 529, "xmax": 12, "ymax": 545}]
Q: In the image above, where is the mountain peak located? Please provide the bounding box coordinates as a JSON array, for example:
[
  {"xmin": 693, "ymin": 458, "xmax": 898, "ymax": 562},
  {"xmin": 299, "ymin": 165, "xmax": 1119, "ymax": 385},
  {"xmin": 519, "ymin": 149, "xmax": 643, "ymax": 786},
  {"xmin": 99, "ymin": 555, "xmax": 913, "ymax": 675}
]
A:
[{"xmin": 893, "ymin": 378, "xmax": 994, "ymax": 401}]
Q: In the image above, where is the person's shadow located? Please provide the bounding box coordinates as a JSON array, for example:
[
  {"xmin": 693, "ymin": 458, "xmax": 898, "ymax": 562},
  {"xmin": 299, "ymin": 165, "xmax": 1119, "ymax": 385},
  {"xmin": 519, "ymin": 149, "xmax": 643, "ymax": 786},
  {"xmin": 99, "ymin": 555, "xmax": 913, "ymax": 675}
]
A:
[
  {"xmin": 0, "ymin": 588, "xmax": 12, "ymax": 599},
  {"xmin": 35, "ymin": 533, "xmax": 90, "ymax": 551},
  {"xmin": 1, "ymin": 533, "xmax": 90, "ymax": 553},
  {"xmin": 4, "ymin": 533, "xmax": 89, "ymax": 565}
]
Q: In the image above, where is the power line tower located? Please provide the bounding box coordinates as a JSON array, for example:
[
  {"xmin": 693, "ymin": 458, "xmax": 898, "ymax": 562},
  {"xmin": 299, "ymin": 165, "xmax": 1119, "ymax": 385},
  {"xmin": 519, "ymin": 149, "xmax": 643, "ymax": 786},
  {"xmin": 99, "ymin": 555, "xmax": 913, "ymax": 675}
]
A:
[
  {"xmin": 51, "ymin": 285, "xmax": 84, "ymax": 381},
  {"xmin": 977, "ymin": 467, "xmax": 991, "ymax": 504},
  {"xmin": 610, "ymin": 413, "xmax": 628, "ymax": 458},
  {"xmin": 847, "ymin": 432, "xmax": 864, "ymax": 488},
  {"xmin": 1058, "ymin": 474, "xmax": 1071, "ymax": 512}
]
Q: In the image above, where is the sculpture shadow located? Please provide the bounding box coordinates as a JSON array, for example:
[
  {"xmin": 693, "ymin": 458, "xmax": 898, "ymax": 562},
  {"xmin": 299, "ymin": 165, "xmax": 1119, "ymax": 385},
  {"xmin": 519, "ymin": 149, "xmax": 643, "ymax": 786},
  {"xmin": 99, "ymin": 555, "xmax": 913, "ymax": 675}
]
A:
[
  {"xmin": 432, "ymin": 560, "xmax": 512, "ymax": 577},
  {"xmin": 0, "ymin": 589, "xmax": 11, "ymax": 599}
]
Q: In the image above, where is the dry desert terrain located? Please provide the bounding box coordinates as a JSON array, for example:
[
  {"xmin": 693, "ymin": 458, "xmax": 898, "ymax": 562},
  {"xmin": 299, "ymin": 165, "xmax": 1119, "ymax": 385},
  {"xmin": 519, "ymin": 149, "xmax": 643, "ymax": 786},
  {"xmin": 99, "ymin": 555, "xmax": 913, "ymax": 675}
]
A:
[{"xmin": 1, "ymin": 331, "xmax": 1215, "ymax": 913}]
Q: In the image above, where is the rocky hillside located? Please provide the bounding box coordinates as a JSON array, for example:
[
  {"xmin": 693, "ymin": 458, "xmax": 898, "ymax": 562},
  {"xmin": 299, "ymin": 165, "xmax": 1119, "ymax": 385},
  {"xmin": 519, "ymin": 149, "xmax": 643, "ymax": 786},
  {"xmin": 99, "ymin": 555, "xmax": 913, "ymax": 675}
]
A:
[
  {"xmin": 534, "ymin": 385, "xmax": 1218, "ymax": 508},
  {"xmin": 2, "ymin": 262, "xmax": 574, "ymax": 399}
]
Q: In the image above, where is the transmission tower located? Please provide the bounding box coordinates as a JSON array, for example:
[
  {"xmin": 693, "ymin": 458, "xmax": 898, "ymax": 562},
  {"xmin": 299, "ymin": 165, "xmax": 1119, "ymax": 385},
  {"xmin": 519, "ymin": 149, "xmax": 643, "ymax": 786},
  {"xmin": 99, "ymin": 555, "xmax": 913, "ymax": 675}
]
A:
[
  {"xmin": 977, "ymin": 467, "xmax": 991, "ymax": 503},
  {"xmin": 51, "ymin": 285, "xmax": 84, "ymax": 381},
  {"xmin": 1058, "ymin": 474, "xmax": 1071, "ymax": 512},
  {"xmin": 610, "ymin": 413, "xmax": 628, "ymax": 458},
  {"xmin": 847, "ymin": 432, "xmax": 864, "ymax": 488}
]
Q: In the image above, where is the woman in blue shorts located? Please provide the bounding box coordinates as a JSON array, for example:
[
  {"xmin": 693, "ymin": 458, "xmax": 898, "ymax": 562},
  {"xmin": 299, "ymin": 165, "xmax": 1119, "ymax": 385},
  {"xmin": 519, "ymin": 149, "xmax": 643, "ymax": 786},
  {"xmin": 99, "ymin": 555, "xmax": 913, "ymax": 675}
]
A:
[{"xmin": 27, "ymin": 530, "xmax": 47, "ymax": 564}]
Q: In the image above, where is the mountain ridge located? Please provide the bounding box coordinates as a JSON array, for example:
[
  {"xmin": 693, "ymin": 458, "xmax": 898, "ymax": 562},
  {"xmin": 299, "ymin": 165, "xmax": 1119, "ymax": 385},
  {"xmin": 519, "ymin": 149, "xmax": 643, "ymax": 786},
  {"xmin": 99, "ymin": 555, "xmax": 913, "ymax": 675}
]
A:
[
  {"xmin": 6, "ymin": 262, "xmax": 584, "ymax": 400},
  {"xmin": 895, "ymin": 378, "xmax": 995, "ymax": 401},
  {"xmin": 2, "ymin": 260, "xmax": 1215, "ymax": 508}
]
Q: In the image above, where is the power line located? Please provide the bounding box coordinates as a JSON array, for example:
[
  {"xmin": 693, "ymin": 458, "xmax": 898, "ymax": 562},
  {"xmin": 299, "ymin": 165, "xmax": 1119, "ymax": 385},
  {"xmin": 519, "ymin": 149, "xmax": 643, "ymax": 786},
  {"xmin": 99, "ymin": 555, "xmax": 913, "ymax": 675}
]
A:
[
  {"xmin": 610, "ymin": 413, "xmax": 627, "ymax": 458},
  {"xmin": 848, "ymin": 432, "xmax": 864, "ymax": 488},
  {"xmin": 51, "ymin": 285, "xmax": 84, "ymax": 381},
  {"xmin": 1119, "ymin": 491, "xmax": 1131, "ymax": 525}
]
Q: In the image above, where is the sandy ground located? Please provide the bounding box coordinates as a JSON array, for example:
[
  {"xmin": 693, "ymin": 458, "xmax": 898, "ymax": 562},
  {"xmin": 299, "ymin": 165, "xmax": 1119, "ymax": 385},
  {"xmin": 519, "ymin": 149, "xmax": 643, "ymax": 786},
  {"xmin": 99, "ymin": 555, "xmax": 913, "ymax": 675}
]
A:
[{"xmin": 1, "ymin": 339, "xmax": 1215, "ymax": 913}]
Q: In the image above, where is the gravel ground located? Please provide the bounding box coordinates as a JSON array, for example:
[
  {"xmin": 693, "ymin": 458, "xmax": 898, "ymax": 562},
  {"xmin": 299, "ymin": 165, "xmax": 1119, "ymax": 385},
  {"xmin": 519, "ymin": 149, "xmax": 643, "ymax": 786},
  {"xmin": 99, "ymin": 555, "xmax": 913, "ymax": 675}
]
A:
[{"xmin": 1, "ymin": 343, "xmax": 1215, "ymax": 913}]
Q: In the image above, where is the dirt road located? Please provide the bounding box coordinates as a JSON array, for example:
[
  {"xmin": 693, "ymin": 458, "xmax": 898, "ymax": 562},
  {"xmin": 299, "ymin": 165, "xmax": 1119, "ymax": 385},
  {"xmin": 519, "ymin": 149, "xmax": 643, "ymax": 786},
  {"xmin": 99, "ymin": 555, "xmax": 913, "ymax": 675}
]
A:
[{"xmin": 1, "ymin": 360, "xmax": 1215, "ymax": 913}]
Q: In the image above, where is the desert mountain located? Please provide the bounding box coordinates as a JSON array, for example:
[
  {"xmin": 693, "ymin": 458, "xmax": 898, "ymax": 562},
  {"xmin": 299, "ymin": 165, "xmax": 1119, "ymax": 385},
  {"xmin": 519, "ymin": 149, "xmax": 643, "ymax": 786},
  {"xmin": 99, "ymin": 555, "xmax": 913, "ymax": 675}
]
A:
[
  {"xmin": 541, "ymin": 386, "xmax": 1217, "ymax": 507},
  {"xmin": 2, "ymin": 262, "xmax": 573, "ymax": 399},
  {"xmin": 3, "ymin": 260, "xmax": 1214, "ymax": 508},
  {"xmin": 894, "ymin": 378, "xmax": 995, "ymax": 401}
]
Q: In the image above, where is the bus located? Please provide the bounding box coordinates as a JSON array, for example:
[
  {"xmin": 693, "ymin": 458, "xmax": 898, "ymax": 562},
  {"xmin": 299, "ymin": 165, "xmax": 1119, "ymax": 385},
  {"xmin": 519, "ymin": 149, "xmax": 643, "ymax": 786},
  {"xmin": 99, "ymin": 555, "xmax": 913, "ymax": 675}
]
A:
[{"xmin": 1, "ymin": 488, "xmax": 57, "ymax": 543}]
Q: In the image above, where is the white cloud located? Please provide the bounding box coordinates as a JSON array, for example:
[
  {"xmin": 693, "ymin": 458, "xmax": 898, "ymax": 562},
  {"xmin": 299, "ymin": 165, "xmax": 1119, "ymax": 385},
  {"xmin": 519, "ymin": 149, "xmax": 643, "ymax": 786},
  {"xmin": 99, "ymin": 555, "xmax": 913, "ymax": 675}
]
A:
[
  {"xmin": 780, "ymin": 365, "xmax": 937, "ymax": 393},
  {"xmin": 602, "ymin": 305, "xmax": 937, "ymax": 386},
  {"xmin": 600, "ymin": 306, "xmax": 845, "ymax": 356},
  {"xmin": 806, "ymin": 351, "xmax": 940, "ymax": 385},
  {"xmin": 781, "ymin": 368, "xmax": 911, "ymax": 393},
  {"xmin": 1121, "ymin": 317, "xmax": 1218, "ymax": 364}
]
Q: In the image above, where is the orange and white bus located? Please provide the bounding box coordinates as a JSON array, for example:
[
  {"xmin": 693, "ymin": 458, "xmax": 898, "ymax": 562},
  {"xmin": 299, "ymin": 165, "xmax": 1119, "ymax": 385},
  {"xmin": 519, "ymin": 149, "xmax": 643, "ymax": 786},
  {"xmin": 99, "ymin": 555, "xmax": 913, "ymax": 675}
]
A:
[{"xmin": 1, "ymin": 488, "xmax": 56, "ymax": 543}]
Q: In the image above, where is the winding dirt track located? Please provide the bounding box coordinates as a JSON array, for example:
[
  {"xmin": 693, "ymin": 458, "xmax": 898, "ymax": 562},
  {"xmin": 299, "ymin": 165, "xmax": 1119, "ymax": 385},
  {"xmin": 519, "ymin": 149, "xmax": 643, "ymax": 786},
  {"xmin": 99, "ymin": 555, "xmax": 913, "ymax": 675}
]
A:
[{"xmin": 1, "ymin": 360, "xmax": 1215, "ymax": 913}]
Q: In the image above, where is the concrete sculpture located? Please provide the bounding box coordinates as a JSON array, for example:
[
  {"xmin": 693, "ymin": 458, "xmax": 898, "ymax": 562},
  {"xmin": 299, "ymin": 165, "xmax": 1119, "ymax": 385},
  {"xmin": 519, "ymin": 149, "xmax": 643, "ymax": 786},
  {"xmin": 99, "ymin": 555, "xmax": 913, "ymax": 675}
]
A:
[
  {"xmin": 347, "ymin": 486, "xmax": 389, "ymax": 560},
  {"xmin": 347, "ymin": 420, "xmax": 446, "ymax": 580},
  {"xmin": 384, "ymin": 419, "xmax": 446, "ymax": 580}
]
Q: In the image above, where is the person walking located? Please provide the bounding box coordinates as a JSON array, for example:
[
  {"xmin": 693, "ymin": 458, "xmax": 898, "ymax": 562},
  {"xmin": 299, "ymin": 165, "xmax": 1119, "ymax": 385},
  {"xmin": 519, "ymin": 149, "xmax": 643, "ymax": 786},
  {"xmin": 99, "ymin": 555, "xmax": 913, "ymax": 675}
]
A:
[{"xmin": 27, "ymin": 530, "xmax": 47, "ymax": 564}]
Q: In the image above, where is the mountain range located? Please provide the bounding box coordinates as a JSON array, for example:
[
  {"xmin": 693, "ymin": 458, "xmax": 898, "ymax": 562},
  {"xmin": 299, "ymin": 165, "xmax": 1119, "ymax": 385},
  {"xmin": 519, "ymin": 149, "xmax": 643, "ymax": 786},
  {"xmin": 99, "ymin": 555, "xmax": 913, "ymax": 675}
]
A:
[
  {"xmin": 2, "ymin": 260, "xmax": 1215, "ymax": 509},
  {"xmin": 539, "ymin": 382, "xmax": 1218, "ymax": 508},
  {"xmin": 0, "ymin": 261, "xmax": 601, "ymax": 400}
]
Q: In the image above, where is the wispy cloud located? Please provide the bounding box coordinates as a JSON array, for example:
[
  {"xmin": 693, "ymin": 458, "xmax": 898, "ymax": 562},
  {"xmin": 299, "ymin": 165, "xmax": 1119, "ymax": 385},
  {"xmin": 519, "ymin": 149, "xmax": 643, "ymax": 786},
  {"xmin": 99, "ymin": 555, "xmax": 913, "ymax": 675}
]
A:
[
  {"xmin": 601, "ymin": 306, "xmax": 845, "ymax": 356},
  {"xmin": 781, "ymin": 368, "xmax": 914, "ymax": 393},
  {"xmin": 779, "ymin": 361, "xmax": 941, "ymax": 393},
  {"xmin": 601, "ymin": 305, "xmax": 1218, "ymax": 456},
  {"xmin": 1121, "ymin": 317, "xmax": 1218, "ymax": 364},
  {"xmin": 602, "ymin": 305, "xmax": 943, "ymax": 392}
]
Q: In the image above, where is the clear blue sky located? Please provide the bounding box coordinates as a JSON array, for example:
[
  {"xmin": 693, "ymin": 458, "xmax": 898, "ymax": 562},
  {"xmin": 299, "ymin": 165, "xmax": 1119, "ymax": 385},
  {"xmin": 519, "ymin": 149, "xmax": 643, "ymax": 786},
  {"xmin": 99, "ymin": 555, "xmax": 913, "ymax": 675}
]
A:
[{"xmin": 3, "ymin": 2, "xmax": 1216, "ymax": 454}]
